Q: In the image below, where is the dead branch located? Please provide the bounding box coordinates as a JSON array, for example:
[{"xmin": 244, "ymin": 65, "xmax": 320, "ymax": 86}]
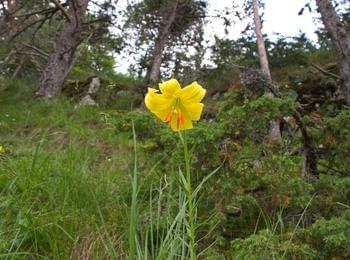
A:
[
  {"xmin": 311, "ymin": 63, "xmax": 341, "ymax": 80},
  {"xmin": 8, "ymin": 16, "xmax": 48, "ymax": 40},
  {"xmin": 31, "ymin": 11, "xmax": 56, "ymax": 40},
  {"xmin": 3, "ymin": 2, "xmax": 68, "ymax": 38},
  {"xmin": 14, "ymin": 6, "xmax": 56, "ymax": 18},
  {"xmin": 15, "ymin": 51, "xmax": 48, "ymax": 60},
  {"xmin": 22, "ymin": 43, "xmax": 49, "ymax": 57},
  {"xmin": 50, "ymin": 0, "xmax": 71, "ymax": 21},
  {"xmin": 9, "ymin": 5, "xmax": 62, "ymax": 41},
  {"xmin": 11, "ymin": 57, "xmax": 25, "ymax": 79}
]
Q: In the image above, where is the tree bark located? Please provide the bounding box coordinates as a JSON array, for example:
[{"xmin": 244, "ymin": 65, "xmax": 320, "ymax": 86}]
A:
[
  {"xmin": 316, "ymin": 0, "xmax": 350, "ymax": 105},
  {"xmin": 252, "ymin": 0, "xmax": 281, "ymax": 142},
  {"xmin": 145, "ymin": 0, "xmax": 179, "ymax": 86},
  {"xmin": 35, "ymin": 0, "xmax": 90, "ymax": 99}
]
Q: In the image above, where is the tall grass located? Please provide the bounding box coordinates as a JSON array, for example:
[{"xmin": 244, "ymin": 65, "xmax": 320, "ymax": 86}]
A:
[
  {"xmin": 0, "ymin": 135, "xmax": 128, "ymax": 258},
  {"xmin": 127, "ymin": 121, "xmax": 222, "ymax": 259},
  {"xmin": 127, "ymin": 119, "xmax": 191, "ymax": 259}
]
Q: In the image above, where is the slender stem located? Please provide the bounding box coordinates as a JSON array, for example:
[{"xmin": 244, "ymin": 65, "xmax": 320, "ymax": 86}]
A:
[
  {"xmin": 129, "ymin": 120, "xmax": 138, "ymax": 260},
  {"xmin": 179, "ymin": 131, "xmax": 196, "ymax": 260}
]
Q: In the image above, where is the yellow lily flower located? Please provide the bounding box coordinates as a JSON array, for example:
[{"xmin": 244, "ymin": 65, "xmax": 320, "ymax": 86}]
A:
[
  {"xmin": 0, "ymin": 145, "xmax": 5, "ymax": 154},
  {"xmin": 145, "ymin": 79, "xmax": 206, "ymax": 131}
]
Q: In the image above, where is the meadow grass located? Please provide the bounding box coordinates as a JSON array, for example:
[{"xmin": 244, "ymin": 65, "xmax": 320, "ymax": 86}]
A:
[{"xmin": 0, "ymin": 80, "xmax": 132, "ymax": 258}]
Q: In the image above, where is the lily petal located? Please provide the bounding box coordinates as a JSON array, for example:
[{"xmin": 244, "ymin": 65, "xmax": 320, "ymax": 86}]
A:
[
  {"xmin": 182, "ymin": 103, "xmax": 204, "ymax": 121},
  {"xmin": 180, "ymin": 81, "xmax": 206, "ymax": 103},
  {"xmin": 159, "ymin": 79, "xmax": 181, "ymax": 96},
  {"xmin": 145, "ymin": 88, "xmax": 173, "ymax": 115}
]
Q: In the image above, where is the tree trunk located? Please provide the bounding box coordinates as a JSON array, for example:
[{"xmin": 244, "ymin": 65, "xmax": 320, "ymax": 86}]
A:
[
  {"xmin": 35, "ymin": 0, "xmax": 89, "ymax": 99},
  {"xmin": 252, "ymin": 0, "xmax": 271, "ymax": 84},
  {"xmin": 252, "ymin": 0, "xmax": 281, "ymax": 142},
  {"xmin": 316, "ymin": 0, "xmax": 350, "ymax": 105},
  {"xmin": 145, "ymin": 0, "xmax": 179, "ymax": 86},
  {"xmin": 293, "ymin": 111, "xmax": 319, "ymax": 181}
]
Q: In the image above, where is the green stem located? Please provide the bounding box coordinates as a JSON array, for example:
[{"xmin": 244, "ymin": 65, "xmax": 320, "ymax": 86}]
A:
[
  {"xmin": 179, "ymin": 131, "xmax": 196, "ymax": 260},
  {"xmin": 129, "ymin": 120, "xmax": 138, "ymax": 260}
]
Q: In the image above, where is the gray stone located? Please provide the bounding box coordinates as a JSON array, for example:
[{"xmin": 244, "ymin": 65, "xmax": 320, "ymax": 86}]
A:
[{"xmin": 80, "ymin": 95, "xmax": 97, "ymax": 106}]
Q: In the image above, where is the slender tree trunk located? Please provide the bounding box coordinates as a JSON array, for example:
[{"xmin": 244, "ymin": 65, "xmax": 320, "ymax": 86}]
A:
[
  {"xmin": 35, "ymin": 0, "xmax": 90, "ymax": 99},
  {"xmin": 252, "ymin": 0, "xmax": 281, "ymax": 142},
  {"xmin": 252, "ymin": 0, "xmax": 271, "ymax": 85},
  {"xmin": 316, "ymin": 0, "xmax": 350, "ymax": 105},
  {"xmin": 145, "ymin": 0, "xmax": 179, "ymax": 85}
]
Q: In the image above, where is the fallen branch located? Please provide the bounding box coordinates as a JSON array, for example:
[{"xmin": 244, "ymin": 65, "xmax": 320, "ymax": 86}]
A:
[{"xmin": 311, "ymin": 63, "xmax": 340, "ymax": 80}]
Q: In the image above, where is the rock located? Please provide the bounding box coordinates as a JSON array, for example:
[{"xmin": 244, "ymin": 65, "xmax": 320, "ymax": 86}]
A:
[
  {"xmin": 87, "ymin": 76, "xmax": 101, "ymax": 94},
  {"xmin": 63, "ymin": 76, "xmax": 101, "ymax": 101},
  {"xmin": 79, "ymin": 76, "xmax": 101, "ymax": 105},
  {"xmin": 80, "ymin": 94, "xmax": 97, "ymax": 106}
]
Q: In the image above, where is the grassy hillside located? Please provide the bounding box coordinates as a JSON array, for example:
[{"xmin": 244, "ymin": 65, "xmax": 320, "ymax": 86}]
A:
[{"xmin": 1, "ymin": 78, "xmax": 350, "ymax": 259}]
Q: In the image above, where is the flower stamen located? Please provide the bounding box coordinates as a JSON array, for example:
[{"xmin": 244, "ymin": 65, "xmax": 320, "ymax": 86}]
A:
[
  {"xmin": 164, "ymin": 107, "xmax": 186, "ymax": 130},
  {"xmin": 165, "ymin": 111, "xmax": 172, "ymax": 124},
  {"xmin": 177, "ymin": 111, "xmax": 185, "ymax": 130}
]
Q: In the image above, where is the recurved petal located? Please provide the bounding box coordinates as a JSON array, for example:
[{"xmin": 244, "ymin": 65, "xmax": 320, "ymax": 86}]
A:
[
  {"xmin": 180, "ymin": 81, "xmax": 206, "ymax": 103},
  {"xmin": 145, "ymin": 88, "xmax": 173, "ymax": 115},
  {"xmin": 182, "ymin": 103, "xmax": 204, "ymax": 121},
  {"xmin": 159, "ymin": 79, "xmax": 181, "ymax": 96}
]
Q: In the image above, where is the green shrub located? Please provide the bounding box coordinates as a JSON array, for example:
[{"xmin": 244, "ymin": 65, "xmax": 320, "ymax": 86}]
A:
[
  {"xmin": 230, "ymin": 229, "xmax": 317, "ymax": 260},
  {"xmin": 305, "ymin": 210, "xmax": 350, "ymax": 259}
]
